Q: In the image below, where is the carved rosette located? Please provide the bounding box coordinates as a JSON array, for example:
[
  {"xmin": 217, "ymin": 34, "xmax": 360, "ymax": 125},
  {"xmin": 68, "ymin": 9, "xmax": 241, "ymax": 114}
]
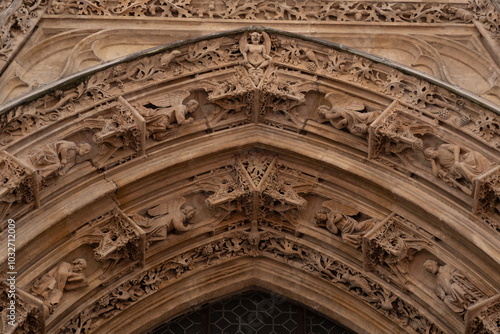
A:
[
  {"xmin": 363, "ymin": 214, "xmax": 432, "ymax": 284},
  {"xmin": 465, "ymin": 294, "xmax": 500, "ymax": 334},
  {"xmin": 473, "ymin": 165, "xmax": 500, "ymax": 231},
  {"xmin": 204, "ymin": 151, "xmax": 308, "ymax": 224},
  {"xmin": 0, "ymin": 285, "xmax": 45, "ymax": 334}
]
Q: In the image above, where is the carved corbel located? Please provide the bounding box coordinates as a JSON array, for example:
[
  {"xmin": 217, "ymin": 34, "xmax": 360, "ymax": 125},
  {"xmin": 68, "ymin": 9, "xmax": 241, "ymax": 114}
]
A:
[
  {"xmin": 1, "ymin": 284, "xmax": 45, "ymax": 334},
  {"xmin": 0, "ymin": 151, "xmax": 40, "ymax": 219},
  {"xmin": 369, "ymin": 102, "xmax": 431, "ymax": 164},
  {"xmin": 473, "ymin": 165, "xmax": 500, "ymax": 231},
  {"xmin": 363, "ymin": 213, "xmax": 432, "ymax": 285},
  {"xmin": 202, "ymin": 151, "xmax": 308, "ymax": 225},
  {"xmin": 465, "ymin": 294, "xmax": 500, "ymax": 334},
  {"xmin": 86, "ymin": 97, "xmax": 145, "ymax": 167},
  {"xmin": 81, "ymin": 208, "xmax": 146, "ymax": 267}
]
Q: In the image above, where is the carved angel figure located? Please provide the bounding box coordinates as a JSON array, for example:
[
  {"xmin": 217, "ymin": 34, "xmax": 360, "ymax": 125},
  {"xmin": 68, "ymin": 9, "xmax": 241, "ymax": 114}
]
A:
[
  {"xmin": 240, "ymin": 32, "xmax": 272, "ymax": 70},
  {"xmin": 315, "ymin": 200, "xmax": 375, "ymax": 248},
  {"xmin": 317, "ymin": 92, "xmax": 380, "ymax": 137},
  {"xmin": 25, "ymin": 140, "xmax": 91, "ymax": 179},
  {"xmin": 31, "ymin": 258, "xmax": 88, "ymax": 315},
  {"xmin": 423, "ymin": 259, "xmax": 483, "ymax": 315},
  {"xmin": 138, "ymin": 90, "xmax": 199, "ymax": 140},
  {"xmin": 424, "ymin": 144, "xmax": 491, "ymax": 187},
  {"xmin": 130, "ymin": 197, "xmax": 195, "ymax": 243}
]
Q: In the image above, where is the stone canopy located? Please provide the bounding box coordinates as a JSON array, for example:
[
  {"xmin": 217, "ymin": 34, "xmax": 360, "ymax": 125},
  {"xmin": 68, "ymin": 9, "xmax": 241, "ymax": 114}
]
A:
[{"xmin": 0, "ymin": 1, "xmax": 500, "ymax": 334}]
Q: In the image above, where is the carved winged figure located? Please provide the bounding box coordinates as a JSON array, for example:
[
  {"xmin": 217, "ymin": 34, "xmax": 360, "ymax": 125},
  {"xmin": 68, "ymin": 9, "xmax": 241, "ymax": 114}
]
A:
[
  {"xmin": 130, "ymin": 197, "xmax": 195, "ymax": 243},
  {"xmin": 239, "ymin": 31, "xmax": 272, "ymax": 70},
  {"xmin": 315, "ymin": 200, "xmax": 375, "ymax": 248},
  {"xmin": 139, "ymin": 90, "xmax": 199, "ymax": 140},
  {"xmin": 318, "ymin": 92, "xmax": 381, "ymax": 137},
  {"xmin": 423, "ymin": 259, "xmax": 484, "ymax": 315}
]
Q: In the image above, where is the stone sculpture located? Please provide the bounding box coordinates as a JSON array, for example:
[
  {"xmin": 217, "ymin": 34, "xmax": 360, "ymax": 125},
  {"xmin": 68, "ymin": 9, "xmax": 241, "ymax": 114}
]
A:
[
  {"xmin": 25, "ymin": 140, "xmax": 91, "ymax": 179},
  {"xmin": 315, "ymin": 200, "xmax": 375, "ymax": 248},
  {"xmin": 318, "ymin": 92, "xmax": 380, "ymax": 137},
  {"xmin": 31, "ymin": 258, "xmax": 88, "ymax": 315},
  {"xmin": 423, "ymin": 259, "xmax": 484, "ymax": 315}
]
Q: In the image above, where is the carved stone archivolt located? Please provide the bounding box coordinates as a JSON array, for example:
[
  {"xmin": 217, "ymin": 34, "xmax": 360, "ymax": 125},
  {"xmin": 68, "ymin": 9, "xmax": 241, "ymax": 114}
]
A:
[
  {"xmin": 0, "ymin": 284, "xmax": 45, "ymax": 334},
  {"xmin": 465, "ymin": 294, "xmax": 500, "ymax": 334},
  {"xmin": 0, "ymin": 27, "xmax": 499, "ymax": 334}
]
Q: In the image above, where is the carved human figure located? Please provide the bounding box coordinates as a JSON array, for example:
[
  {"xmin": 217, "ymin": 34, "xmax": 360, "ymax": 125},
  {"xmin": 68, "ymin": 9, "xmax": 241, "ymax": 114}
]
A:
[
  {"xmin": 423, "ymin": 259, "xmax": 482, "ymax": 315},
  {"xmin": 315, "ymin": 200, "xmax": 375, "ymax": 248},
  {"xmin": 240, "ymin": 32, "xmax": 272, "ymax": 69},
  {"xmin": 317, "ymin": 92, "xmax": 380, "ymax": 137},
  {"xmin": 424, "ymin": 144, "xmax": 491, "ymax": 186},
  {"xmin": 130, "ymin": 197, "xmax": 195, "ymax": 243},
  {"xmin": 31, "ymin": 258, "xmax": 88, "ymax": 315},
  {"xmin": 139, "ymin": 90, "xmax": 199, "ymax": 140},
  {"xmin": 26, "ymin": 140, "xmax": 91, "ymax": 179}
]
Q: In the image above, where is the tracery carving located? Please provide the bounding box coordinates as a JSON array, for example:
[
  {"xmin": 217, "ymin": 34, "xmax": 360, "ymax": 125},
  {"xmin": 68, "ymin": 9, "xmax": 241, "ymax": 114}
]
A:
[
  {"xmin": 0, "ymin": 285, "xmax": 45, "ymax": 334},
  {"xmin": 31, "ymin": 258, "xmax": 88, "ymax": 316},
  {"xmin": 314, "ymin": 199, "xmax": 377, "ymax": 248},
  {"xmin": 473, "ymin": 166, "xmax": 500, "ymax": 232},
  {"xmin": 134, "ymin": 90, "xmax": 199, "ymax": 140},
  {"xmin": 203, "ymin": 151, "xmax": 308, "ymax": 224},
  {"xmin": 466, "ymin": 295, "xmax": 500, "ymax": 334},
  {"xmin": 129, "ymin": 197, "xmax": 195, "ymax": 245},
  {"xmin": 364, "ymin": 214, "xmax": 432, "ymax": 284},
  {"xmin": 424, "ymin": 143, "xmax": 493, "ymax": 194},
  {"xmin": 0, "ymin": 152, "xmax": 36, "ymax": 217},
  {"xmin": 59, "ymin": 234, "xmax": 445, "ymax": 334},
  {"xmin": 423, "ymin": 259, "xmax": 486, "ymax": 317},
  {"xmin": 0, "ymin": 0, "xmax": 47, "ymax": 72},
  {"xmin": 91, "ymin": 210, "xmax": 145, "ymax": 265},
  {"xmin": 469, "ymin": 0, "xmax": 500, "ymax": 39},
  {"xmin": 22, "ymin": 139, "xmax": 92, "ymax": 181},
  {"xmin": 370, "ymin": 107, "xmax": 429, "ymax": 166},
  {"xmin": 317, "ymin": 92, "xmax": 381, "ymax": 137}
]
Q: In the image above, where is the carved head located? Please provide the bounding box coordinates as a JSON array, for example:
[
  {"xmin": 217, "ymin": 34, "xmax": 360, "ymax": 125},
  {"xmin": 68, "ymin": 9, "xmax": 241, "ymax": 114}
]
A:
[
  {"xmin": 250, "ymin": 32, "xmax": 262, "ymax": 44},
  {"xmin": 182, "ymin": 205, "xmax": 196, "ymax": 220},
  {"xmin": 77, "ymin": 143, "xmax": 92, "ymax": 156},
  {"xmin": 72, "ymin": 258, "xmax": 87, "ymax": 272},
  {"xmin": 186, "ymin": 100, "xmax": 199, "ymax": 113},
  {"xmin": 314, "ymin": 210, "xmax": 328, "ymax": 225},
  {"xmin": 423, "ymin": 259, "xmax": 439, "ymax": 275},
  {"xmin": 317, "ymin": 105, "xmax": 330, "ymax": 118},
  {"xmin": 424, "ymin": 147, "xmax": 438, "ymax": 160}
]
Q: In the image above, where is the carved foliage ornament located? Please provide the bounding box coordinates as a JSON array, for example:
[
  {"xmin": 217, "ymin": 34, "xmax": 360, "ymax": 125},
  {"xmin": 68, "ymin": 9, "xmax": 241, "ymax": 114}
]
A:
[
  {"xmin": 59, "ymin": 234, "xmax": 445, "ymax": 334},
  {"xmin": 363, "ymin": 214, "xmax": 432, "ymax": 283},
  {"xmin": 204, "ymin": 151, "xmax": 307, "ymax": 223},
  {"xmin": 2, "ymin": 30, "xmax": 498, "ymax": 152},
  {"xmin": 473, "ymin": 166, "xmax": 500, "ymax": 231}
]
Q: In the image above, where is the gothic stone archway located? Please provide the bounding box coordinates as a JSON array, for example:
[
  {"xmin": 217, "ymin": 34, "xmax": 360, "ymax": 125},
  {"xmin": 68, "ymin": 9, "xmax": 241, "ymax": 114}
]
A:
[{"xmin": 0, "ymin": 27, "xmax": 499, "ymax": 334}]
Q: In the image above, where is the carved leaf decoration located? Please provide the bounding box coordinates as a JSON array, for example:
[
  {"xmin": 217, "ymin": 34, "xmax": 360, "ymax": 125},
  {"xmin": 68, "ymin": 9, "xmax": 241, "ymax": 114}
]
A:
[
  {"xmin": 322, "ymin": 199, "xmax": 359, "ymax": 216},
  {"xmin": 325, "ymin": 92, "xmax": 364, "ymax": 111},
  {"xmin": 148, "ymin": 90, "xmax": 190, "ymax": 108},
  {"xmin": 474, "ymin": 113, "xmax": 500, "ymax": 142}
]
